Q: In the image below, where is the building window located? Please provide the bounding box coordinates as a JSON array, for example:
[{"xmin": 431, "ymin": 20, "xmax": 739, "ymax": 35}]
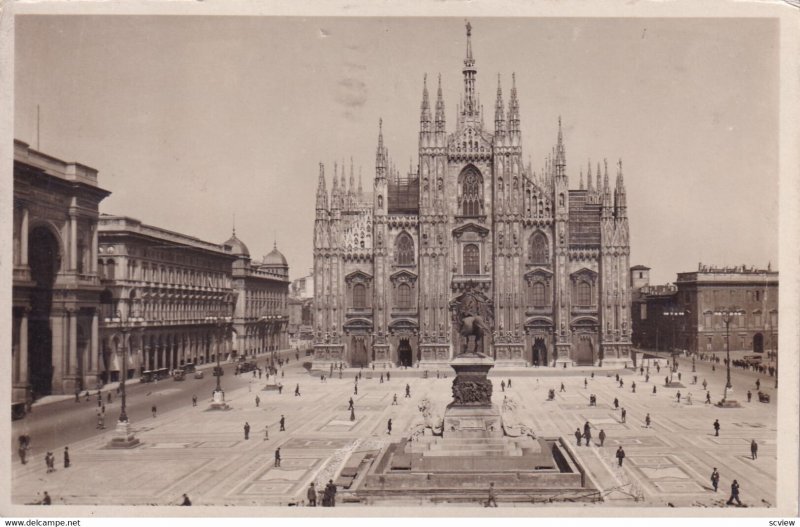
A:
[
  {"xmin": 529, "ymin": 232, "xmax": 549, "ymax": 264},
  {"xmin": 754, "ymin": 311, "xmax": 762, "ymax": 327},
  {"xmin": 704, "ymin": 312, "xmax": 712, "ymax": 329},
  {"xmin": 461, "ymin": 169, "xmax": 483, "ymax": 216},
  {"xmin": 755, "ymin": 290, "xmax": 761, "ymax": 301},
  {"xmin": 576, "ymin": 281, "xmax": 591, "ymax": 306},
  {"xmin": 395, "ymin": 233, "xmax": 415, "ymax": 266},
  {"xmin": 530, "ymin": 282, "xmax": 546, "ymax": 307},
  {"xmin": 640, "ymin": 303, "xmax": 647, "ymax": 320},
  {"xmin": 397, "ymin": 283, "xmax": 412, "ymax": 309},
  {"xmin": 770, "ymin": 311, "xmax": 778, "ymax": 328},
  {"xmin": 463, "ymin": 244, "xmax": 480, "ymax": 275},
  {"xmin": 352, "ymin": 284, "xmax": 367, "ymax": 309}
]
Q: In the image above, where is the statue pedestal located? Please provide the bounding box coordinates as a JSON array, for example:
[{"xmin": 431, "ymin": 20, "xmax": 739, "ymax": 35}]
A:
[
  {"xmin": 208, "ymin": 389, "xmax": 230, "ymax": 410},
  {"xmin": 444, "ymin": 354, "xmax": 502, "ymax": 439},
  {"xmin": 107, "ymin": 420, "xmax": 140, "ymax": 448}
]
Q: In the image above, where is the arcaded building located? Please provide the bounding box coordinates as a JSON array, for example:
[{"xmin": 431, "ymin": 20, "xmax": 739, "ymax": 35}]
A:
[
  {"xmin": 12, "ymin": 140, "xmax": 110, "ymax": 405},
  {"xmin": 312, "ymin": 23, "xmax": 632, "ymax": 368}
]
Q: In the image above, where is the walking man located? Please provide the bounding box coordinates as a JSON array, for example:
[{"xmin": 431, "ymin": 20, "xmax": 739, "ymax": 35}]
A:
[
  {"xmin": 354, "ymin": 384, "xmax": 358, "ymax": 395},
  {"xmin": 280, "ymin": 415, "xmax": 286, "ymax": 432},
  {"xmin": 264, "ymin": 425, "xmax": 269, "ymax": 440},
  {"xmin": 711, "ymin": 468, "xmax": 720, "ymax": 492},
  {"xmin": 151, "ymin": 405, "xmax": 157, "ymax": 418},
  {"xmin": 405, "ymin": 384, "xmax": 411, "ymax": 398},
  {"xmin": 598, "ymin": 429, "xmax": 606, "ymax": 447},
  {"xmin": 387, "ymin": 371, "xmax": 391, "ymax": 381},
  {"xmin": 560, "ymin": 382, "xmax": 566, "ymax": 393},
  {"xmin": 747, "ymin": 390, "xmax": 752, "ymax": 403},
  {"xmin": 713, "ymin": 419, "xmax": 720, "ymax": 437},
  {"xmin": 616, "ymin": 446, "xmax": 626, "ymax": 467},
  {"xmin": 380, "ymin": 374, "xmax": 384, "ymax": 384},
  {"xmin": 63, "ymin": 447, "xmax": 70, "ymax": 469},
  {"xmin": 192, "ymin": 394, "xmax": 197, "ymax": 407},
  {"xmin": 583, "ymin": 423, "xmax": 592, "ymax": 447},
  {"xmin": 501, "ymin": 380, "xmax": 506, "ymax": 392},
  {"xmin": 486, "ymin": 482, "xmax": 498, "ymax": 507},
  {"xmin": 621, "ymin": 407, "xmax": 627, "ymax": 423},
  {"xmin": 584, "ymin": 378, "xmax": 588, "ymax": 389},
  {"xmin": 676, "ymin": 391, "xmax": 681, "ymax": 403},
  {"xmin": 645, "ymin": 413, "xmax": 651, "ymax": 428},
  {"xmin": 613, "ymin": 397, "xmax": 619, "ymax": 409},
  {"xmin": 702, "ymin": 379, "xmax": 708, "ymax": 390},
  {"xmin": 255, "ymin": 395, "xmax": 260, "ymax": 407},
  {"xmin": 348, "ymin": 397, "xmax": 354, "ymax": 410},
  {"xmin": 575, "ymin": 428, "xmax": 582, "ymax": 446},
  {"xmin": 244, "ymin": 422, "xmax": 250, "ymax": 440},
  {"xmin": 387, "ymin": 418, "xmax": 393, "ymax": 435},
  {"xmin": 507, "ymin": 379, "xmax": 512, "ymax": 388},
  {"xmin": 181, "ymin": 494, "xmax": 192, "ymax": 506},
  {"xmin": 295, "ymin": 384, "xmax": 301, "ymax": 397},
  {"xmin": 631, "ymin": 382, "xmax": 636, "ymax": 393},
  {"xmin": 307, "ymin": 482, "xmax": 317, "ymax": 506},
  {"xmin": 40, "ymin": 492, "xmax": 51, "ymax": 505},
  {"xmin": 653, "ymin": 385, "xmax": 657, "ymax": 395},
  {"xmin": 706, "ymin": 391, "xmax": 712, "ymax": 404},
  {"xmin": 274, "ymin": 447, "xmax": 281, "ymax": 467},
  {"xmin": 726, "ymin": 479, "xmax": 742, "ymax": 506},
  {"xmin": 751, "ymin": 439, "xmax": 758, "ymax": 460},
  {"xmin": 392, "ymin": 394, "xmax": 398, "ymax": 405}
]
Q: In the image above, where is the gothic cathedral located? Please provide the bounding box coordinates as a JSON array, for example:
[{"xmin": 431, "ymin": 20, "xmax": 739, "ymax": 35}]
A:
[{"xmin": 313, "ymin": 23, "xmax": 632, "ymax": 368}]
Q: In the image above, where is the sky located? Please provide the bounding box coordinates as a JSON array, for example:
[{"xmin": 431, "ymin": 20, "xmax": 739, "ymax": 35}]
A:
[{"xmin": 14, "ymin": 16, "xmax": 779, "ymax": 284}]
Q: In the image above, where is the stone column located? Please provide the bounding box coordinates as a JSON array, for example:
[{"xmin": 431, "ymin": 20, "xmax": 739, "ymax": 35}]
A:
[
  {"xmin": 69, "ymin": 309, "xmax": 78, "ymax": 375},
  {"xmin": 20, "ymin": 207, "xmax": 29, "ymax": 266},
  {"xmin": 88, "ymin": 310, "xmax": 98, "ymax": 383},
  {"xmin": 91, "ymin": 224, "xmax": 98, "ymax": 274},
  {"xmin": 69, "ymin": 214, "xmax": 78, "ymax": 272},
  {"xmin": 18, "ymin": 310, "xmax": 29, "ymax": 384}
]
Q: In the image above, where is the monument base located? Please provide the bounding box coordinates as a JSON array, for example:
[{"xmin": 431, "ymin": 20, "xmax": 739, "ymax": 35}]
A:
[
  {"xmin": 443, "ymin": 404, "xmax": 503, "ymax": 439},
  {"xmin": 107, "ymin": 421, "xmax": 141, "ymax": 449}
]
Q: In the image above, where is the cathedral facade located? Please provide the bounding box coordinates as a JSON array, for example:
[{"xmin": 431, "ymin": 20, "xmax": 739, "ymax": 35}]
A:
[{"xmin": 313, "ymin": 24, "xmax": 632, "ymax": 368}]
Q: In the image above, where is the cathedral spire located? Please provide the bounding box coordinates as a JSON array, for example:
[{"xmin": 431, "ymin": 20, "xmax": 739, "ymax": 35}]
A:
[
  {"xmin": 349, "ymin": 156, "xmax": 355, "ymax": 197},
  {"xmin": 358, "ymin": 166, "xmax": 363, "ymax": 200},
  {"xmin": 596, "ymin": 161, "xmax": 602, "ymax": 192},
  {"xmin": 316, "ymin": 162, "xmax": 328, "ymax": 212},
  {"xmin": 586, "ymin": 160, "xmax": 593, "ymax": 192},
  {"xmin": 331, "ymin": 161, "xmax": 340, "ymax": 210},
  {"xmin": 494, "ymin": 74, "xmax": 505, "ymax": 134},
  {"xmin": 420, "ymin": 74, "xmax": 431, "ymax": 132},
  {"xmin": 555, "ymin": 117, "xmax": 566, "ymax": 180},
  {"xmin": 508, "ymin": 72, "xmax": 520, "ymax": 134},
  {"xmin": 579, "ymin": 168, "xmax": 584, "ymax": 190},
  {"xmin": 376, "ymin": 118, "xmax": 386, "ymax": 171},
  {"xmin": 615, "ymin": 158, "xmax": 627, "ymax": 217},
  {"xmin": 462, "ymin": 20, "xmax": 478, "ymax": 118},
  {"xmin": 435, "ymin": 74, "xmax": 446, "ymax": 132}
]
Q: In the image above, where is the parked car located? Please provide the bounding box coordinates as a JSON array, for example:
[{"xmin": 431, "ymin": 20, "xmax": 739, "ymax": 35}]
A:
[
  {"xmin": 172, "ymin": 370, "xmax": 186, "ymax": 381},
  {"xmin": 194, "ymin": 370, "xmax": 204, "ymax": 379},
  {"xmin": 183, "ymin": 362, "xmax": 197, "ymax": 373}
]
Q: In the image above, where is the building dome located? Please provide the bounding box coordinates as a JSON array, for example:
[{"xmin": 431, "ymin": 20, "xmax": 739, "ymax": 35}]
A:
[
  {"xmin": 263, "ymin": 242, "xmax": 288, "ymax": 267},
  {"xmin": 223, "ymin": 231, "xmax": 250, "ymax": 257}
]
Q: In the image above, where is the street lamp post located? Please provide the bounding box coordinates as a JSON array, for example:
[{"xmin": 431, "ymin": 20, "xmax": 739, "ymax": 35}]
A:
[
  {"xmin": 108, "ymin": 305, "xmax": 143, "ymax": 448},
  {"xmin": 713, "ymin": 307, "xmax": 744, "ymax": 403},
  {"xmin": 663, "ymin": 307, "xmax": 685, "ymax": 384},
  {"xmin": 206, "ymin": 313, "xmax": 232, "ymax": 410}
]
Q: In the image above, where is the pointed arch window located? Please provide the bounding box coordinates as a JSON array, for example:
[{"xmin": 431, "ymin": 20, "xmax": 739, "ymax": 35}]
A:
[
  {"xmin": 460, "ymin": 167, "xmax": 483, "ymax": 216},
  {"xmin": 352, "ymin": 284, "xmax": 367, "ymax": 309},
  {"xmin": 395, "ymin": 232, "xmax": 415, "ymax": 266},
  {"xmin": 530, "ymin": 282, "xmax": 546, "ymax": 307},
  {"xmin": 529, "ymin": 232, "xmax": 549, "ymax": 264},
  {"xmin": 463, "ymin": 244, "xmax": 480, "ymax": 275}
]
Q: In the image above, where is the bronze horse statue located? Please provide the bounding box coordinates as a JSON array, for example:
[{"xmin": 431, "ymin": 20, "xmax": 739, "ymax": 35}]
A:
[{"xmin": 458, "ymin": 314, "xmax": 491, "ymax": 356}]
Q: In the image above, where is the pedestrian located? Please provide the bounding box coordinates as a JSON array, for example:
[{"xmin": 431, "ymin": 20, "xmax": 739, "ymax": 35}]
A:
[
  {"xmin": 192, "ymin": 394, "xmax": 197, "ymax": 407},
  {"xmin": 616, "ymin": 446, "xmax": 626, "ymax": 467},
  {"xmin": 598, "ymin": 429, "xmax": 606, "ymax": 447},
  {"xmin": 676, "ymin": 391, "xmax": 681, "ymax": 403},
  {"xmin": 350, "ymin": 406, "xmax": 356, "ymax": 421},
  {"xmin": 711, "ymin": 468, "xmax": 720, "ymax": 492},
  {"xmin": 107, "ymin": 392, "xmax": 112, "ymax": 404},
  {"xmin": 101, "ymin": 404, "xmax": 106, "ymax": 415},
  {"xmin": 307, "ymin": 482, "xmax": 317, "ymax": 506},
  {"xmin": 706, "ymin": 391, "xmax": 712, "ymax": 404},
  {"xmin": 751, "ymin": 439, "xmax": 758, "ymax": 460},
  {"xmin": 686, "ymin": 392, "xmax": 693, "ymax": 405},
  {"xmin": 560, "ymin": 382, "xmax": 566, "ymax": 393},
  {"xmin": 507, "ymin": 379, "xmax": 512, "ymax": 388},
  {"xmin": 63, "ymin": 447, "xmax": 70, "ymax": 469},
  {"xmin": 665, "ymin": 376, "xmax": 669, "ymax": 386},
  {"xmin": 295, "ymin": 384, "xmax": 301, "ymax": 396},
  {"xmin": 486, "ymin": 482, "xmax": 498, "ymax": 507},
  {"xmin": 387, "ymin": 418, "xmax": 393, "ymax": 435},
  {"xmin": 181, "ymin": 494, "xmax": 192, "ymax": 506},
  {"xmin": 613, "ymin": 397, "xmax": 619, "ymax": 409},
  {"xmin": 501, "ymin": 380, "xmax": 506, "ymax": 392},
  {"xmin": 584, "ymin": 378, "xmax": 587, "ymax": 389},
  {"xmin": 702, "ymin": 379, "xmax": 708, "ymax": 390},
  {"xmin": 575, "ymin": 428, "xmax": 582, "ymax": 446},
  {"xmin": 282, "ymin": 369, "xmax": 285, "ymax": 378},
  {"xmin": 387, "ymin": 372, "xmax": 391, "ymax": 381},
  {"xmin": 280, "ymin": 415, "xmax": 286, "ymax": 432},
  {"xmin": 713, "ymin": 419, "xmax": 720, "ymax": 436},
  {"xmin": 619, "ymin": 379, "xmax": 624, "ymax": 388},
  {"xmin": 45, "ymin": 452, "xmax": 54, "ymax": 473},
  {"xmin": 326, "ymin": 480, "xmax": 337, "ymax": 507},
  {"xmin": 392, "ymin": 394, "xmax": 398, "ymax": 405},
  {"xmin": 726, "ymin": 479, "xmax": 742, "ymax": 506},
  {"xmin": 652, "ymin": 385, "xmax": 657, "ymax": 395},
  {"xmin": 278, "ymin": 383, "xmax": 283, "ymax": 394},
  {"xmin": 264, "ymin": 425, "xmax": 269, "ymax": 440},
  {"xmin": 645, "ymin": 373, "xmax": 650, "ymax": 383},
  {"xmin": 631, "ymin": 381, "xmax": 636, "ymax": 393},
  {"xmin": 244, "ymin": 422, "xmax": 250, "ymax": 440},
  {"xmin": 615, "ymin": 374, "xmax": 619, "ymax": 382},
  {"xmin": 678, "ymin": 372, "xmax": 682, "ymax": 381},
  {"xmin": 583, "ymin": 426, "xmax": 592, "ymax": 447},
  {"xmin": 405, "ymin": 384, "xmax": 411, "ymax": 398},
  {"xmin": 354, "ymin": 384, "xmax": 358, "ymax": 395},
  {"xmin": 747, "ymin": 390, "xmax": 752, "ymax": 403},
  {"xmin": 274, "ymin": 447, "xmax": 281, "ymax": 467},
  {"xmin": 645, "ymin": 413, "xmax": 651, "ymax": 428},
  {"xmin": 152, "ymin": 405, "xmax": 157, "ymax": 418},
  {"xmin": 756, "ymin": 378, "xmax": 761, "ymax": 390},
  {"xmin": 348, "ymin": 397, "xmax": 354, "ymax": 410},
  {"xmin": 40, "ymin": 491, "xmax": 51, "ymax": 505},
  {"xmin": 255, "ymin": 395, "xmax": 261, "ymax": 407},
  {"xmin": 621, "ymin": 408, "xmax": 627, "ymax": 423},
  {"xmin": 75, "ymin": 391, "xmax": 80, "ymax": 403}
]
